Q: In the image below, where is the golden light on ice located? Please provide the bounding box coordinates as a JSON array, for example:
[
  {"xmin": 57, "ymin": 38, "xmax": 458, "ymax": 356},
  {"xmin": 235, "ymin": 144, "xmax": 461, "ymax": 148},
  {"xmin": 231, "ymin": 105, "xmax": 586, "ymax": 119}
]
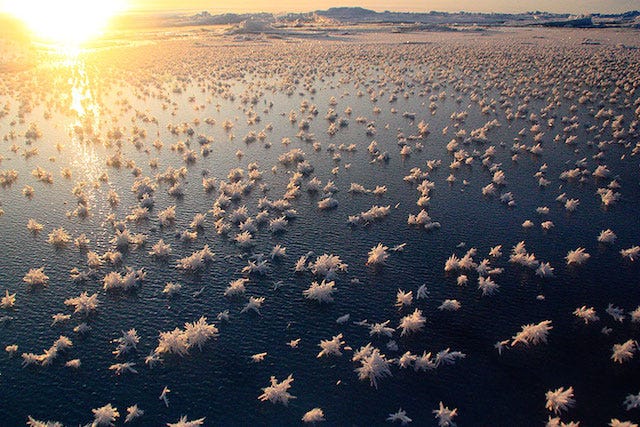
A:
[{"xmin": 1, "ymin": 0, "xmax": 126, "ymax": 45}]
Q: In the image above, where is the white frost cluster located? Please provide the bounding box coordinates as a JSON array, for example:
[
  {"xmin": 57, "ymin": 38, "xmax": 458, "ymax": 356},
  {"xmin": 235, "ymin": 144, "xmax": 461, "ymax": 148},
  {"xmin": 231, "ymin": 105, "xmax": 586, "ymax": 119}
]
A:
[
  {"xmin": 103, "ymin": 268, "xmax": 145, "ymax": 292},
  {"xmin": 92, "ymin": 403, "xmax": 119, "ymax": 426},
  {"xmin": 112, "ymin": 329, "xmax": 140, "ymax": 358},
  {"xmin": 398, "ymin": 309, "xmax": 426, "ymax": 336},
  {"xmin": 350, "ymin": 205, "xmax": 390, "ymax": 225},
  {"xmin": 511, "ymin": 320, "xmax": 553, "ymax": 347},
  {"xmin": 302, "ymin": 407, "xmax": 325, "ymax": 423},
  {"xmin": 433, "ymin": 401, "xmax": 458, "ymax": 427},
  {"xmin": 166, "ymin": 415, "xmax": 206, "ymax": 427},
  {"xmin": 64, "ymin": 292, "xmax": 99, "ymax": 316},
  {"xmin": 573, "ymin": 306, "xmax": 599, "ymax": 324},
  {"xmin": 611, "ymin": 340, "xmax": 637, "ymax": 364},
  {"xmin": 310, "ymin": 254, "xmax": 347, "ymax": 278},
  {"xmin": 565, "ymin": 247, "xmax": 590, "ymax": 266},
  {"xmin": 303, "ymin": 280, "xmax": 336, "ymax": 303},
  {"xmin": 149, "ymin": 239, "xmax": 172, "ymax": 257},
  {"xmin": 545, "ymin": 386, "xmax": 576, "ymax": 415},
  {"xmin": 366, "ymin": 243, "xmax": 389, "ymax": 266},
  {"xmin": 353, "ymin": 344, "xmax": 392, "ymax": 388},
  {"xmin": 258, "ymin": 374, "xmax": 296, "ymax": 405},
  {"xmin": 317, "ymin": 333, "xmax": 345, "ymax": 358},
  {"xmin": 22, "ymin": 336, "xmax": 72, "ymax": 367},
  {"xmin": 176, "ymin": 245, "xmax": 215, "ymax": 271},
  {"xmin": 23, "ymin": 268, "xmax": 50, "ymax": 287},
  {"xmin": 407, "ymin": 209, "xmax": 440, "ymax": 230},
  {"xmin": 154, "ymin": 317, "xmax": 219, "ymax": 359},
  {"xmin": 387, "ymin": 408, "xmax": 412, "ymax": 425}
]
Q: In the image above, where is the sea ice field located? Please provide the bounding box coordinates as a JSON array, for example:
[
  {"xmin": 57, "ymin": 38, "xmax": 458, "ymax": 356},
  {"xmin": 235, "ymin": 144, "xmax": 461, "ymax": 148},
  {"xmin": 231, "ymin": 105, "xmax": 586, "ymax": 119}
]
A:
[{"xmin": 0, "ymin": 27, "xmax": 639, "ymax": 426}]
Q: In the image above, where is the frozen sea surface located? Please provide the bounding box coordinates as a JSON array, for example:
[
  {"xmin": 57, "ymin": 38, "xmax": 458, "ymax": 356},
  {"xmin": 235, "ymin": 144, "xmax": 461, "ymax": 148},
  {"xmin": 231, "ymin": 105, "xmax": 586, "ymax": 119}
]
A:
[{"xmin": 0, "ymin": 27, "xmax": 639, "ymax": 425}]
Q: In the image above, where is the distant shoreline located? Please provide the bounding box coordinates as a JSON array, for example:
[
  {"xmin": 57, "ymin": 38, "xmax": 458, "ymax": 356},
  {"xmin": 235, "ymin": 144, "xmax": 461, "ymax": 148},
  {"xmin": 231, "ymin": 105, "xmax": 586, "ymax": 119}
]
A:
[
  {"xmin": 1, "ymin": 7, "xmax": 638, "ymax": 36},
  {"xmin": 121, "ymin": 7, "xmax": 640, "ymax": 30}
]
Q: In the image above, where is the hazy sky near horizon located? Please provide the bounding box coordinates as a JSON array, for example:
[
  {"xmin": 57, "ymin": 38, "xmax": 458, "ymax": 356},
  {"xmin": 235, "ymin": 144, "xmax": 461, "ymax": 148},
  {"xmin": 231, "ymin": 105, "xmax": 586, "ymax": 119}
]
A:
[{"xmin": 129, "ymin": 0, "xmax": 640, "ymax": 14}]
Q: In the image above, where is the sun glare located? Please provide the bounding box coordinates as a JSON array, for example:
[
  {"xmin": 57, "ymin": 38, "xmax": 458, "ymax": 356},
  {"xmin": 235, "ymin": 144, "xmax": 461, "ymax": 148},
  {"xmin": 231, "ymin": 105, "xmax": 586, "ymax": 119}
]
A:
[{"xmin": 1, "ymin": 0, "xmax": 126, "ymax": 46}]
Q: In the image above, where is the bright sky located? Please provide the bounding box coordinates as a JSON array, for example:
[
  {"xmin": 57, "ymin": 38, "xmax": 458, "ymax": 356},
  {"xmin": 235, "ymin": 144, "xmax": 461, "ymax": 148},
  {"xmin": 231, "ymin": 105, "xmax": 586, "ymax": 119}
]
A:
[
  {"xmin": 0, "ymin": 0, "xmax": 638, "ymax": 15},
  {"xmin": 129, "ymin": 0, "xmax": 640, "ymax": 14},
  {"xmin": 3, "ymin": 0, "xmax": 631, "ymax": 47}
]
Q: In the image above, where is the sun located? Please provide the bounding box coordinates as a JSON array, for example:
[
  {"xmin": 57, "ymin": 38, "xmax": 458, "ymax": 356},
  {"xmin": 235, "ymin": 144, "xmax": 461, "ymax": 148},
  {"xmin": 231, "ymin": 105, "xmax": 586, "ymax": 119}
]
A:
[{"xmin": 1, "ymin": 0, "xmax": 127, "ymax": 46}]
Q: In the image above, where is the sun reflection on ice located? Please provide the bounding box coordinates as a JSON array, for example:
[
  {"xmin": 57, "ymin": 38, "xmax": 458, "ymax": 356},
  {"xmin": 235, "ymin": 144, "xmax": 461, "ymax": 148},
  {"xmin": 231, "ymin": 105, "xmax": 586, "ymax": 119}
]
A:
[{"xmin": 68, "ymin": 62, "xmax": 103, "ymax": 183}]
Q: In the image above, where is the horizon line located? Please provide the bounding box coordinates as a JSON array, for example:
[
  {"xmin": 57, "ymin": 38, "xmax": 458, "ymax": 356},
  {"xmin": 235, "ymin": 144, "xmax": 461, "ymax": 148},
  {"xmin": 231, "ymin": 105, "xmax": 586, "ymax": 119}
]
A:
[{"xmin": 120, "ymin": 6, "xmax": 639, "ymax": 16}]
